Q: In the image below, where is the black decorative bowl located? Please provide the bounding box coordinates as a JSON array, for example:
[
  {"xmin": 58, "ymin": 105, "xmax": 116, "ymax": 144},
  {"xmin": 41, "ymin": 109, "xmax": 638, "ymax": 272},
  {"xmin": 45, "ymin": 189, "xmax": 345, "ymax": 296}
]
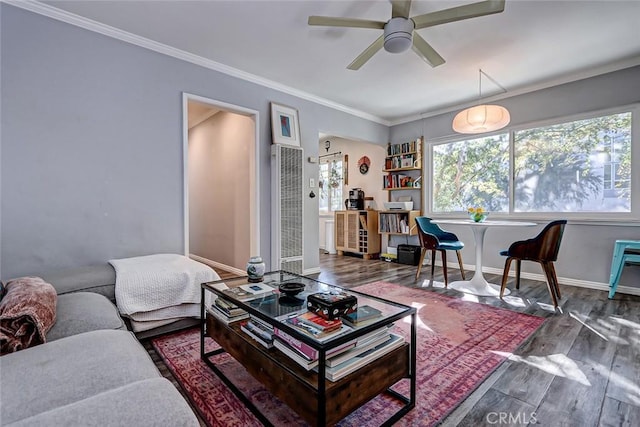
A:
[{"xmin": 278, "ymin": 282, "xmax": 305, "ymax": 296}]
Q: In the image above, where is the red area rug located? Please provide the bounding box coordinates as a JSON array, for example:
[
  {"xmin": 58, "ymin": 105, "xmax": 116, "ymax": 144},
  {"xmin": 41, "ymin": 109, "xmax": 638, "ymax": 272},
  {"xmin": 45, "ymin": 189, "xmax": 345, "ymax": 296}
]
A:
[{"xmin": 152, "ymin": 282, "xmax": 545, "ymax": 426}]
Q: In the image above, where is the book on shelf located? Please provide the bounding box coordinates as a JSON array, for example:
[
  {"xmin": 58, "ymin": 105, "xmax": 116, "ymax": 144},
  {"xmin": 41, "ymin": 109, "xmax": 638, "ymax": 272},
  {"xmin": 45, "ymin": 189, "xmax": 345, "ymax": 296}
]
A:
[
  {"xmin": 322, "ymin": 333, "xmax": 405, "ymax": 381},
  {"xmin": 214, "ymin": 296, "xmax": 246, "ymax": 317},
  {"xmin": 248, "ymin": 314, "xmax": 274, "ymax": 331},
  {"xmin": 240, "ymin": 322, "xmax": 274, "ymax": 349},
  {"xmin": 273, "ymin": 327, "xmax": 355, "ymax": 361},
  {"xmin": 207, "ymin": 305, "xmax": 249, "ymax": 324},
  {"xmin": 273, "ymin": 339, "xmax": 319, "ymax": 370},
  {"xmin": 244, "ymin": 317, "xmax": 274, "ymax": 342},
  {"xmin": 276, "ymin": 311, "xmax": 352, "ymax": 341},
  {"xmin": 294, "ymin": 311, "xmax": 343, "ymax": 333},
  {"xmin": 222, "ymin": 283, "xmax": 275, "ymax": 301},
  {"xmin": 325, "ymin": 327, "xmax": 392, "ymax": 368},
  {"xmin": 341, "ymin": 305, "xmax": 383, "ymax": 327}
]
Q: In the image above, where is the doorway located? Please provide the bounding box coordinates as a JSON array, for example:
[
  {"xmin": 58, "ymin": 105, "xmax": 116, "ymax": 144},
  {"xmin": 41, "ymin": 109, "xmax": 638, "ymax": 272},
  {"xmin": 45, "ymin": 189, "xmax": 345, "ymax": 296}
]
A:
[
  {"xmin": 317, "ymin": 135, "xmax": 386, "ymax": 254},
  {"xmin": 182, "ymin": 93, "xmax": 260, "ymax": 274}
]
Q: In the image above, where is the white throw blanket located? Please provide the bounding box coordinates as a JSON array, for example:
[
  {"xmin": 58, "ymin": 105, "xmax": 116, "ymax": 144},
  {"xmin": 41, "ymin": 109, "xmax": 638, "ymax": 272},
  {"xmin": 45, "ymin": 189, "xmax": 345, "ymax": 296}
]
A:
[{"xmin": 109, "ymin": 254, "xmax": 219, "ymax": 322}]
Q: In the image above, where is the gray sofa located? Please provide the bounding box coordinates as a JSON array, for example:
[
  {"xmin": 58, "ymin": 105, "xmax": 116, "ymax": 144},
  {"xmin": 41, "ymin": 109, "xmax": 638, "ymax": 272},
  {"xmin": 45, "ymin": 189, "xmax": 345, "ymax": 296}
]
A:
[
  {"xmin": 41, "ymin": 263, "xmax": 201, "ymax": 339},
  {"xmin": 0, "ymin": 265, "xmax": 200, "ymax": 426}
]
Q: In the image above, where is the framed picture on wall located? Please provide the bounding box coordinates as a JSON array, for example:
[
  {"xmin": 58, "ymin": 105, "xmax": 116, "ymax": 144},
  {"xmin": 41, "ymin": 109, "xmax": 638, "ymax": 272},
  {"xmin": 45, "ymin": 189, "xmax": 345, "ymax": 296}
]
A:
[{"xmin": 270, "ymin": 102, "xmax": 301, "ymax": 146}]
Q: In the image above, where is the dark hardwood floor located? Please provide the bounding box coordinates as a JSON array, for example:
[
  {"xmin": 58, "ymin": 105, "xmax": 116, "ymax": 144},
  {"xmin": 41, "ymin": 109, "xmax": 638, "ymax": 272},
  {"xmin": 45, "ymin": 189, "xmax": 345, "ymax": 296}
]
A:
[
  {"xmin": 310, "ymin": 252, "xmax": 640, "ymax": 427},
  {"xmin": 146, "ymin": 252, "xmax": 640, "ymax": 426}
]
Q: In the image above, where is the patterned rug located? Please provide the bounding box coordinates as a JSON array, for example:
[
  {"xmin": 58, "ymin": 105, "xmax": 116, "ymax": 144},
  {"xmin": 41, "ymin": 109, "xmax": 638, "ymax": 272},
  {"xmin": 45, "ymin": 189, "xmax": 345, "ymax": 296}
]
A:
[{"xmin": 152, "ymin": 282, "xmax": 545, "ymax": 426}]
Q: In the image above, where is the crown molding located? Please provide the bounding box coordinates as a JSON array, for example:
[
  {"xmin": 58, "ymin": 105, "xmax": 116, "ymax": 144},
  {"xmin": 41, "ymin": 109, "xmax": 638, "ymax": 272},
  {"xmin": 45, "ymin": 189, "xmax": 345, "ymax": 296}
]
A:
[
  {"xmin": 390, "ymin": 55, "xmax": 640, "ymax": 127},
  {"xmin": 4, "ymin": 0, "xmax": 390, "ymax": 126}
]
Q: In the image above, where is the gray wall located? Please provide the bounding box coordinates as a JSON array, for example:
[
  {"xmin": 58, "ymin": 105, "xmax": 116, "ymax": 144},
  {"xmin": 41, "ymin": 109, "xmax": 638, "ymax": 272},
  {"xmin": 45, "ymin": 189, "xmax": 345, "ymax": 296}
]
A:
[
  {"xmin": 188, "ymin": 111, "xmax": 252, "ymax": 270},
  {"xmin": 390, "ymin": 66, "xmax": 640, "ymax": 288},
  {"xmin": 0, "ymin": 4, "xmax": 389, "ymax": 279}
]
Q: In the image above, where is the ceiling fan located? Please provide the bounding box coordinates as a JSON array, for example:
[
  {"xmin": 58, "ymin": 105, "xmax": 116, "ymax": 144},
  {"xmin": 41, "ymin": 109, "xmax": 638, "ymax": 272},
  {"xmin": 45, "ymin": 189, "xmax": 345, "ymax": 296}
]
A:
[{"xmin": 308, "ymin": 0, "xmax": 505, "ymax": 70}]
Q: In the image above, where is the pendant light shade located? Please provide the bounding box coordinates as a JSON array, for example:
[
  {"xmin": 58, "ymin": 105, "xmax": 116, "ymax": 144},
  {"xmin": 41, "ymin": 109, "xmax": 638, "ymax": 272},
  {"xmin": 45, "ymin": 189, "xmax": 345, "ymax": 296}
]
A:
[
  {"xmin": 452, "ymin": 104, "xmax": 510, "ymax": 134},
  {"xmin": 453, "ymin": 69, "xmax": 510, "ymax": 134}
]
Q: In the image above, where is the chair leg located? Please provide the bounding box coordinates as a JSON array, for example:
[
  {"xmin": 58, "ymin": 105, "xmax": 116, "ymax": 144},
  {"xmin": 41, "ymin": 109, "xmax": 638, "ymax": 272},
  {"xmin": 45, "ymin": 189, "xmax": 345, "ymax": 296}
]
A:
[
  {"xmin": 549, "ymin": 262, "xmax": 561, "ymax": 299},
  {"xmin": 501, "ymin": 258, "xmax": 513, "ymax": 298},
  {"xmin": 515, "ymin": 259, "xmax": 521, "ymax": 289},
  {"xmin": 456, "ymin": 250, "xmax": 466, "ymax": 280},
  {"xmin": 415, "ymin": 248, "xmax": 427, "ymax": 280},
  {"xmin": 542, "ymin": 262, "xmax": 559, "ymax": 308},
  {"xmin": 430, "ymin": 250, "xmax": 436, "ymax": 280},
  {"xmin": 608, "ymin": 241, "xmax": 625, "ymax": 298},
  {"xmin": 441, "ymin": 250, "xmax": 448, "ymax": 288}
]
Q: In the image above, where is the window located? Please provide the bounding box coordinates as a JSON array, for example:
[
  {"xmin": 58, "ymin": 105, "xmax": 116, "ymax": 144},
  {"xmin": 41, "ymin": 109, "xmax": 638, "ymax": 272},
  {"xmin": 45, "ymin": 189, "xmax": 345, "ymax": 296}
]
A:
[
  {"xmin": 432, "ymin": 133, "xmax": 509, "ymax": 212},
  {"xmin": 431, "ymin": 109, "xmax": 634, "ymax": 216},
  {"xmin": 319, "ymin": 158, "xmax": 343, "ymax": 212},
  {"xmin": 514, "ymin": 112, "xmax": 631, "ymax": 212}
]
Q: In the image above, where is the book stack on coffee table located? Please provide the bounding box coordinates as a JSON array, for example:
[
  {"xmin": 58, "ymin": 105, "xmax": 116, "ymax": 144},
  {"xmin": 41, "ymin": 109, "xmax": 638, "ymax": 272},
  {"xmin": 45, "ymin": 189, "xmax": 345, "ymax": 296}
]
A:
[
  {"xmin": 207, "ymin": 295, "xmax": 249, "ymax": 324},
  {"xmin": 240, "ymin": 315, "xmax": 275, "ymax": 349}
]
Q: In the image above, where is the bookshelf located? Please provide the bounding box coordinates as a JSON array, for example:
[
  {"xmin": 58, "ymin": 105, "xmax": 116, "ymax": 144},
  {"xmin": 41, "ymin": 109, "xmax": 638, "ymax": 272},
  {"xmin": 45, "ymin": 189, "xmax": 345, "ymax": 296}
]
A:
[
  {"xmin": 378, "ymin": 210, "xmax": 420, "ymax": 236},
  {"xmin": 382, "ymin": 137, "xmax": 422, "ymax": 194},
  {"xmin": 380, "ymin": 137, "xmax": 423, "ymax": 238}
]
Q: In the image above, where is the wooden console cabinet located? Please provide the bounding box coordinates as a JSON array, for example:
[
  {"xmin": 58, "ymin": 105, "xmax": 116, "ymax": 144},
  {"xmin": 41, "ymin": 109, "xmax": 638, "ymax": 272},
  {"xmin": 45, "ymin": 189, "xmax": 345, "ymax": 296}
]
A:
[{"xmin": 334, "ymin": 210, "xmax": 380, "ymax": 259}]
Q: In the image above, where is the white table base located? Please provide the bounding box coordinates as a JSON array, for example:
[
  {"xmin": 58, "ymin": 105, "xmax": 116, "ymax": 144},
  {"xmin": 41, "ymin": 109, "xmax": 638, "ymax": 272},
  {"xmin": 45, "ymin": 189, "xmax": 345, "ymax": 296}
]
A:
[
  {"xmin": 431, "ymin": 219, "xmax": 537, "ymax": 297},
  {"xmin": 448, "ymin": 278, "xmax": 509, "ymax": 297},
  {"xmin": 446, "ymin": 224, "xmax": 511, "ymax": 297}
]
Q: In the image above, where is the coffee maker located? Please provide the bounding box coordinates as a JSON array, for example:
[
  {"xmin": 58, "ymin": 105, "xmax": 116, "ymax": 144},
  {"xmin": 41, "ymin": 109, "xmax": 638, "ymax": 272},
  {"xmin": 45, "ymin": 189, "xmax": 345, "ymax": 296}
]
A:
[{"xmin": 345, "ymin": 188, "xmax": 365, "ymax": 210}]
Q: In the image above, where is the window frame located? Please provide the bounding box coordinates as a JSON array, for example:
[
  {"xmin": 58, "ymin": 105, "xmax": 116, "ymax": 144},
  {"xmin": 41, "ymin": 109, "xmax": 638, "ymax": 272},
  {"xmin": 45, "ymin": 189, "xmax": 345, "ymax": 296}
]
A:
[{"xmin": 426, "ymin": 103, "xmax": 639, "ymax": 222}]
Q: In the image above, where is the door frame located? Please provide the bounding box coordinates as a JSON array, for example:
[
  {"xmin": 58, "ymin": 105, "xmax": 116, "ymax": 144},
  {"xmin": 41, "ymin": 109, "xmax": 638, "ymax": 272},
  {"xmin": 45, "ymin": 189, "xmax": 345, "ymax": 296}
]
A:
[{"xmin": 182, "ymin": 92, "xmax": 260, "ymax": 260}]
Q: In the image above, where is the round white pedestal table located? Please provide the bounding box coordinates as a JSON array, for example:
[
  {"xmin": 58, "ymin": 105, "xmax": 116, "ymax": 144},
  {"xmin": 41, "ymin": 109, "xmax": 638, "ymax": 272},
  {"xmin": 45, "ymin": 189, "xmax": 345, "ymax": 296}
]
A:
[{"xmin": 431, "ymin": 219, "xmax": 537, "ymax": 297}]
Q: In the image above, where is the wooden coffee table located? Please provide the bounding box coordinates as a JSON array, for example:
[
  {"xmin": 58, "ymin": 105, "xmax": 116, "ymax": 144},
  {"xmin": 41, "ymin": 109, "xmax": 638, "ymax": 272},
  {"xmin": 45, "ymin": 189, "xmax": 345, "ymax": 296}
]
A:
[{"xmin": 200, "ymin": 271, "xmax": 416, "ymax": 426}]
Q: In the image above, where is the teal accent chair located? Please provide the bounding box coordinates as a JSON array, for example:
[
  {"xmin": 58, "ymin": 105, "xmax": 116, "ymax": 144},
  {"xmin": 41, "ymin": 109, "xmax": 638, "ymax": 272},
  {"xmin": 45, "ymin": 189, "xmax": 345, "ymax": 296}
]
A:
[
  {"xmin": 608, "ymin": 240, "xmax": 640, "ymax": 299},
  {"xmin": 414, "ymin": 217, "xmax": 466, "ymax": 287},
  {"xmin": 499, "ymin": 220, "xmax": 566, "ymax": 307}
]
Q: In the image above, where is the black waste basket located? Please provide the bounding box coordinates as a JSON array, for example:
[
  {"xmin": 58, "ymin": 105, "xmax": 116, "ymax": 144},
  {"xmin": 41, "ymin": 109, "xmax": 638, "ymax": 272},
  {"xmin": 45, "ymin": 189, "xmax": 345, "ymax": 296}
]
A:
[{"xmin": 397, "ymin": 244, "xmax": 421, "ymax": 266}]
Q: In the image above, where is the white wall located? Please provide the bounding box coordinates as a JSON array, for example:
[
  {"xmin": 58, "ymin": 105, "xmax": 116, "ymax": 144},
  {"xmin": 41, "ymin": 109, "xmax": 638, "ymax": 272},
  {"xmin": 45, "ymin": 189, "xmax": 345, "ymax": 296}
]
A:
[{"xmin": 188, "ymin": 111, "xmax": 253, "ymax": 270}]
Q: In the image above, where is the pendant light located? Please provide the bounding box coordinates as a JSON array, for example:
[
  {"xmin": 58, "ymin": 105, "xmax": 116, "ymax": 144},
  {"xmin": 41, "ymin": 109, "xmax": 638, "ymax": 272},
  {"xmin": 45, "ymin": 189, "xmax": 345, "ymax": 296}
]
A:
[{"xmin": 452, "ymin": 69, "xmax": 510, "ymax": 134}]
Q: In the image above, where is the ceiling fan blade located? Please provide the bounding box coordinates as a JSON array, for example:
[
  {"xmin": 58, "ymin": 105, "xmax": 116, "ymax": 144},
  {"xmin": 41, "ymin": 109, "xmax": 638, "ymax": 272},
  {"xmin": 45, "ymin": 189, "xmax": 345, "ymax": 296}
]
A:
[
  {"xmin": 412, "ymin": 0, "xmax": 505, "ymax": 30},
  {"xmin": 308, "ymin": 16, "xmax": 385, "ymax": 30},
  {"xmin": 391, "ymin": 0, "xmax": 413, "ymax": 18},
  {"xmin": 347, "ymin": 36, "xmax": 384, "ymax": 70},
  {"xmin": 412, "ymin": 33, "xmax": 445, "ymax": 67}
]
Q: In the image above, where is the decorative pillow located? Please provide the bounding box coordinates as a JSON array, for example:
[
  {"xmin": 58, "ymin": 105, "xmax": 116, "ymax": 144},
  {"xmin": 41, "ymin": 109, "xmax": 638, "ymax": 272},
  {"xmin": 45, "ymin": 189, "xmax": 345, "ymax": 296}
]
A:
[{"xmin": 0, "ymin": 277, "xmax": 57, "ymax": 355}]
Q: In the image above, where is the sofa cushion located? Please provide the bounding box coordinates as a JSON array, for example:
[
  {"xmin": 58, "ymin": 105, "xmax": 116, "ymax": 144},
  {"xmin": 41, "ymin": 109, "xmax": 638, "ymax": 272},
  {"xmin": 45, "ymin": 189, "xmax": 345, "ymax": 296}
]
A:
[
  {"xmin": 40, "ymin": 264, "xmax": 116, "ymax": 302},
  {"xmin": 0, "ymin": 277, "xmax": 57, "ymax": 355},
  {"xmin": 0, "ymin": 329, "xmax": 161, "ymax": 425},
  {"xmin": 6, "ymin": 378, "xmax": 199, "ymax": 427},
  {"xmin": 46, "ymin": 292, "xmax": 125, "ymax": 341}
]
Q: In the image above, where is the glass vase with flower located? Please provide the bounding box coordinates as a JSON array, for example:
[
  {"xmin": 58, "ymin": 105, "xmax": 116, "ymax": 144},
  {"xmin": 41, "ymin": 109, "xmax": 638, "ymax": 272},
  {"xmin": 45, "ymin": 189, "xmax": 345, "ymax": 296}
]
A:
[{"xmin": 467, "ymin": 207, "xmax": 489, "ymax": 222}]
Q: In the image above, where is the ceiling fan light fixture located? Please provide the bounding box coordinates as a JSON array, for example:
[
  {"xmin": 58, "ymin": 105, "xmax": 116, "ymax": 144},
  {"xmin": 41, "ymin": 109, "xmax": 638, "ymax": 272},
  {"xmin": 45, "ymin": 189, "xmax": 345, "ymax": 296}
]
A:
[
  {"xmin": 452, "ymin": 104, "xmax": 510, "ymax": 134},
  {"xmin": 383, "ymin": 17, "xmax": 414, "ymax": 53}
]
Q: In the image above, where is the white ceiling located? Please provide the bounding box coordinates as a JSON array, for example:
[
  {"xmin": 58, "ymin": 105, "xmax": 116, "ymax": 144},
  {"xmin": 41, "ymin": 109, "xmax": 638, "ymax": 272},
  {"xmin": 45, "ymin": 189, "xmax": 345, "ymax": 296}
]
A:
[{"xmin": 42, "ymin": 0, "xmax": 640, "ymax": 124}]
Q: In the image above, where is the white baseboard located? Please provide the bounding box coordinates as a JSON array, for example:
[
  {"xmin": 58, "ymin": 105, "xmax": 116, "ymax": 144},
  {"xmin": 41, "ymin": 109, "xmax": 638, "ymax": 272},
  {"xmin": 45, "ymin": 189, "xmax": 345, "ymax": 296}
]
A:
[
  {"xmin": 438, "ymin": 260, "xmax": 640, "ymax": 297},
  {"xmin": 189, "ymin": 254, "xmax": 246, "ymax": 277},
  {"xmin": 304, "ymin": 267, "xmax": 321, "ymax": 275}
]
